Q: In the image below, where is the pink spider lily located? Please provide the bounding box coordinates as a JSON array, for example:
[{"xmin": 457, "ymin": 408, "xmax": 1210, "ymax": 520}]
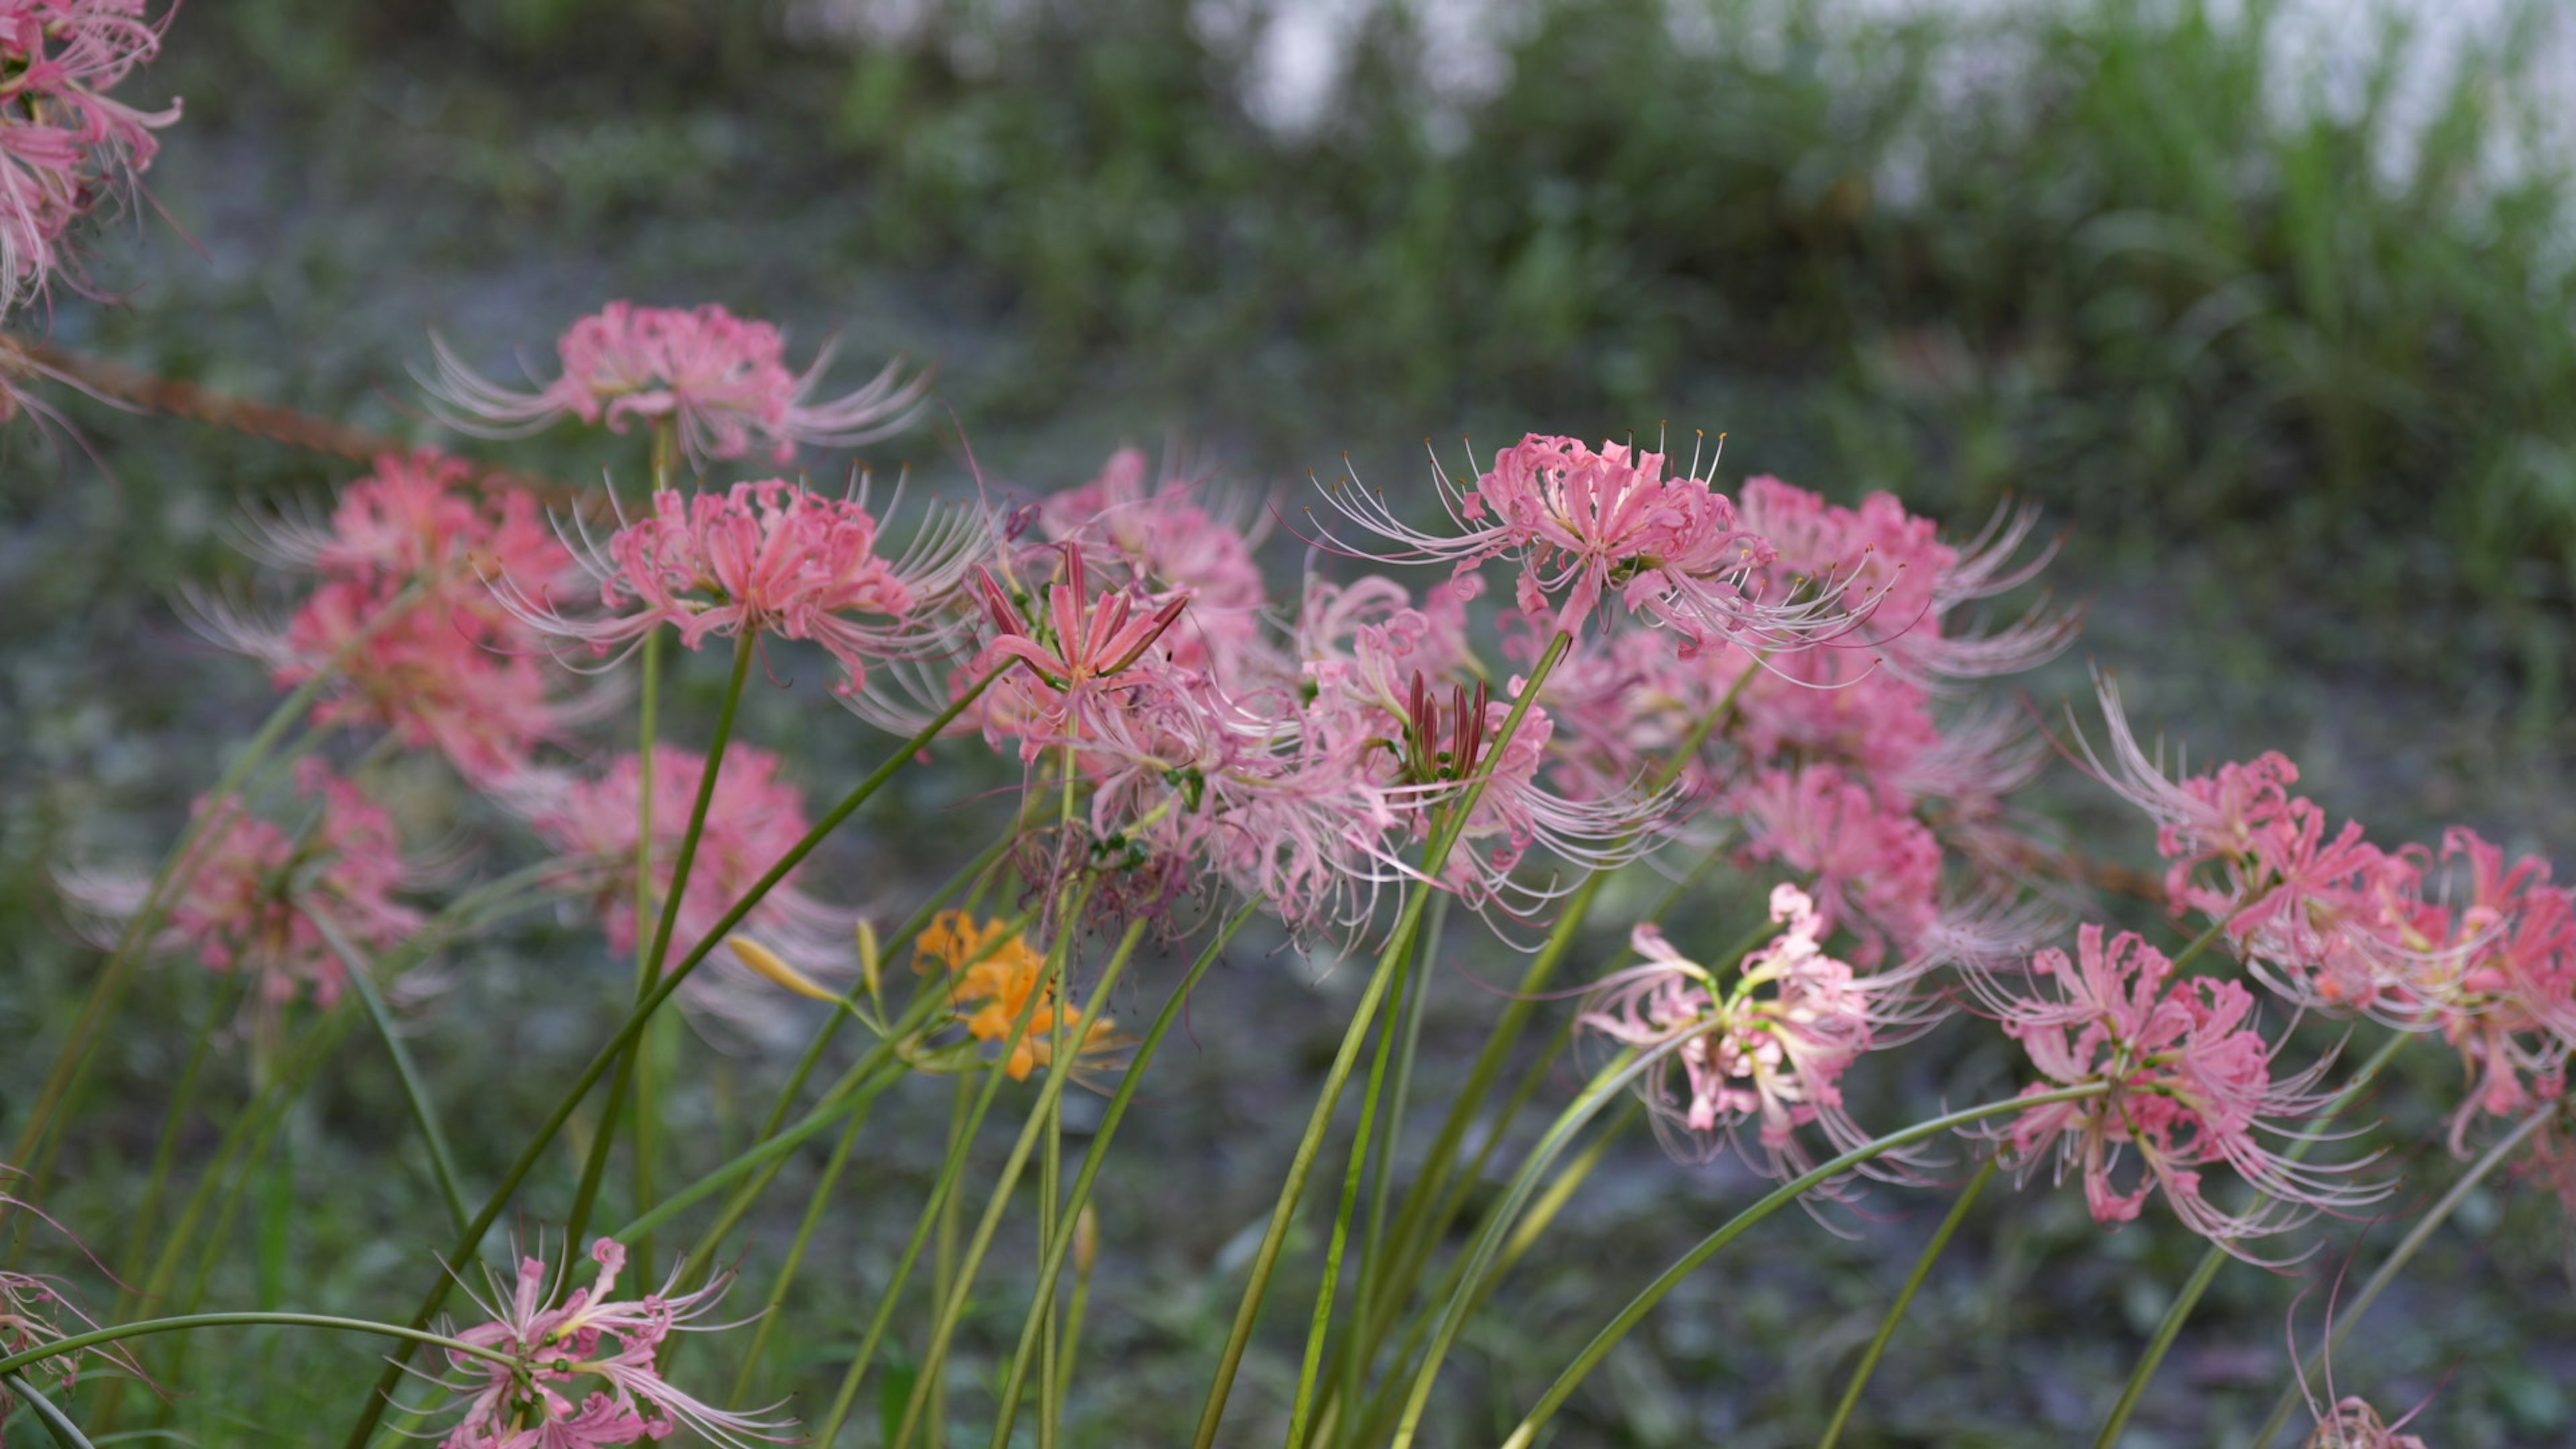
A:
[
  {"xmin": 2407, "ymin": 829, "xmax": 2576, "ymax": 1155},
  {"xmin": 2076, "ymin": 676, "xmax": 2444, "ymax": 1021},
  {"xmin": 499, "ymin": 477, "xmax": 982, "ymax": 700},
  {"xmin": 1735, "ymin": 476, "xmax": 2073, "ymax": 686},
  {"xmin": 60, "ymin": 759, "xmax": 422, "ymax": 1008},
  {"xmin": 1577, "ymin": 885, "xmax": 1901, "ymax": 1181},
  {"xmin": 195, "ymin": 452, "xmax": 583, "ymax": 781},
  {"xmin": 964, "ymin": 543, "xmax": 1189, "ymax": 760},
  {"xmin": 1979, "ymin": 924, "xmax": 2387, "ymax": 1263},
  {"xmin": 431, "ymin": 1237, "xmax": 791, "ymax": 1449},
  {"xmin": 1733, "ymin": 762, "xmax": 1943, "ymax": 968},
  {"xmin": 514, "ymin": 744, "xmax": 855, "ymax": 1033},
  {"xmin": 0, "ymin": 0, "xmax": 181, "ymax": 304},
  {"xmin": 1311, "ymin": 432, "xmax": 1866, "ymax": 651},
  {"xmin": 1036, "ymin": 445, "xmax": 1273, "ymax": 674},
  {"xmin": 423, "ymin": 301, "xmax": 927, "ymax": 466}
]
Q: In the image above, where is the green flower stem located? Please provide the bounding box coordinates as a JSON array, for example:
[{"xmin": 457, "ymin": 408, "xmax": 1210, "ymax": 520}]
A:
[
  {"xmin": 568, "ymin": 629, "xmax": 759, "ymax": 1251},
  {"xmin": 809, "ymin": 896, "xmax": 1105, "ymax": 1448},
  {"xmin": 1328, "ymin": 895, "xmax": 1446, "ymax": 1448},
  {"xmin": 2244, "ymin": 1104, "xmax": 2553, "ymax": 1449},
  {"xmin": 2092, "ymin": 1027, "xmax": 2412, "ymax": 1449},
  {"xmin": 619, "ymin": 977, "xmax": 957, "ymax": 1250},
  {"xmin": 1350, "ymin": 653, "xmax": 1742, "ymax": 1328},
  {"xmin": 111, "ymin": 994, "xmax": 219, "ymax": 1302},
  {"xmin": 722, "ymin": 1069, "xmax": 894, "ymax": 1406},
  {"xmin": 1289, "ymin": 893, "xmax": 1439, "ymax": 1448},
  {"xmin": 983, "ymin": 902, "xmax": 1259, "ymax": 1449},
  {"xmin": 1340, "ymin": 838, "xmax": 1729, "ymax": 1443},
  {"xmin": 0, "ymin": 1314, "xmax": 513, "ymax": 1381},
  {"xmin": 5, "ymin": 1369, "xmax": 95, "ymax": 1449},
  {"xmin": 7, "ymin": 579, "xmax": 427, "ymax": 1205},
  {"xmin": 1189, "ymin": 630, "xmax": 1573, "ymax": 1449},
  {"xmin": 887, "ymin": 916, "xmax": 1152, "ymax": 1449},
  {"xmin": 1387, "ymin": 1040, "xmax": 1666, "ymax": 1449},
  {"xmin": 339, "ymin": 665, "xmax": 1007, "ymax": 1449},
  {"xmin": 1494, "ymin": 1085, "xmax": 2114, "ymax": 1449},
  {"xmin": 1817, "ymin": 1158, "xmax": 1998, "ymax": 1449},
  {"xmin": 629, "ymin": 623, "xmax": 664, "ymax": 1283},
  {"xmin": 309, "ymin": 906, "xmax": 470, "ymax": 1234},
  {"xmin": 749, "ymin": 831, "xmax": 1018, "ymax": 1146}
]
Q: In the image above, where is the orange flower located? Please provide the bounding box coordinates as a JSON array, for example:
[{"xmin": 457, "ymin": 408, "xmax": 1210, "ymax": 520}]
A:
[{"xmin": 915, "ymin": 912, "xmax": 1120, "ymax": 1081}]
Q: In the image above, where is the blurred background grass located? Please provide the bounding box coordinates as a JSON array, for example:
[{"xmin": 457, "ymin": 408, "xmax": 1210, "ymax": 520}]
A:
[{"xmin": 5, "ymin": 0, "xmax": 2576, "ymax": 1444}]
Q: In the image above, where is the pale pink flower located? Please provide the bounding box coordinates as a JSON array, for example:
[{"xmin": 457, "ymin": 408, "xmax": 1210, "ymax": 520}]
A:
[
  {"xmin": 434, "ymin": 1236, "xmax": 790, "ymax": 1448},
  {"xmin": 270, "ymin": 582, "xmax": 563, "ymax": 783},
  {"xmin": 425, "ymin": 301, "xmax": 926, "ymax": 466},
  {"xmin": 0, "ymin": 0, "xmax": 180, "ymax": 304},
  {"xmin": 502, "ymin": 478, "xmax": 981, "ymax": 699},
  {"xmin": 2409, "ymin": 829, "xmax": 2576, "ymax": 1155},
  {"xmin": 1578, "ymin": 885, "xmax": 1894, "ymax": 1179},
  {"xmin": 1314, "ymin": 433, "xmax": 1868, "ymax": 650},
  {"xmin": 198, "ymin": 454, "xmax": 578, "ymax": 781},
  {"xmin": 1983, "ymin": 924, "xmax": 2385, "ymax": 1261},
  {"xmin": 2078, "ymin": 676, "xmax": 2435, "ymax": 1020},
  {"xmin": 1734, "ymin": 763, "xmax": 1943, "ymax": 967},
  {"xmin": 518, "ymin": 744, "xmax": 855, "ymax": 1029},
  {"xmin": 1036, "ymin": 445, "xmax": 1273, "ymax": 675},
  {"xmin": 1734, "ymin": 476, "xmax": 2072, "ymax": 684},
  {"xmin": 60, "ymin": 760, "xmax": 421, "ymax": 1006},
  {"xmin": 965, "ymin": 543, "xmax": 1189, "ymax": 760}
]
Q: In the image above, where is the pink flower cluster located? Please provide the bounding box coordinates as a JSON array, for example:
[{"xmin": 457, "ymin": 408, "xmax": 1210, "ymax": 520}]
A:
[
  {"xmin": 1531, "ymin": 475, "xmax": 2064, "ymax": 970},
  {"xmin": 425, "ymin": 301, "xmax": 927, "ymax": 466},
  {"xmin": 0, "ymin": 0, "xmax": 179, "ymax": 303},
  {"xmin": 436, "ymin": 1237, "xmax": 788, "ymax": 1448},
  {"xmin": 517, "ymin": 743, "xmax": 853, "ymax": 1029},
  {"xmin": 1578, "ymin": 885, "xmax": 1888, "ymax": 1179},
  {"xmin": 2090, "ymin": 680, "xmax": 2576, "ymax": 1181},
  {"xmin": 1982, "ymin": 924, "xmax": 2384, "ymax": 1260},
  {"xmin": 205, "ymin": 451, "xmax": 578, "ymax": 783},
  {"xmin": 502, "ymin": 477, "xmax": 977, "ymax": 700},
  {"xmin": 65, "ymin": 759, "xmax": 421, "ymax": 1007},
  {"xmin": 1316, "ymin": 434, "xmax": 1796, "ymax": 647}
]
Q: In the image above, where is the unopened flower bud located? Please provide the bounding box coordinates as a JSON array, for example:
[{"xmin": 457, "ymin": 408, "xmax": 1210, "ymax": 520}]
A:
[
  {"xmin": 729, "ymin": 935, "xmax": 839, "ymax": 1002},
  {"xmin": 1074, "ymin": 1203, "xmax": 1099, "ymax": 1278}
]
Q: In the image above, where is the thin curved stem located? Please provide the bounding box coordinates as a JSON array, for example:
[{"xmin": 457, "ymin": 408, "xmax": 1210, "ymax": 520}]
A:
[
  {"xmin": 4, "ymin": 1370, "xmax": 95, "ymax": 1449},
  {"xmin": 2244, "ymin": 1105, "xmax": 2553, "ymax": 1449},
  {"xmin": 0, "ymin": 1313, "xmax": 512, "ymax": 1381},
  {"xmin": 1817, "ymin": 1159, "xmax": 1997, "ymax": 1449},
  {"xmin": 1190, "ymin": 631, "xmax": 1572, "ymax": 1449},
  {"xmin": 1495, "ymin": 1084, "xmax": 2112, "ymax": 1449},
  {"xmin": 338, "ymin": 665, "xmax": 1006, "ymax": 1449},
  {"xmin": 310, "ymin": 906, "xmax": 470, "ymax": 1235},
  {"xmin": 1387, "ymin": 1043, "xmax": 1660, "ymax": 1449},
  {"xmin": 619, "ymin": 977, "xmax": 957, "ymax": 1250}
]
